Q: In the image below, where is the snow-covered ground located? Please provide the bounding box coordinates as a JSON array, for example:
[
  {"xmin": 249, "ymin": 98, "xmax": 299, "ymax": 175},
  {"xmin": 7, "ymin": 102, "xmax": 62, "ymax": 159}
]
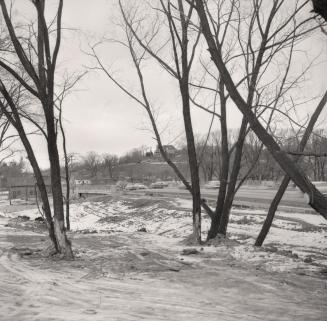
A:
[
  {"xmin": 1, "ymin": 196, "xmax": 327, "ymax": 274},
  {"xmin": 1, "ymin": 196, "xmax": 327, "ymax": 321}
]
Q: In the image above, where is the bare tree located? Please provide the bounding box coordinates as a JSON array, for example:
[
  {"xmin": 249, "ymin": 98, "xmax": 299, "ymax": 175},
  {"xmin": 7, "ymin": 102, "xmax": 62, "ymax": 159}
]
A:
[
  {"xmin": 197, "ymin": 132, "xmax": 221, "ymax": 182},
  {"xmin": 88, "ymin": 0, "xmax": 206, "ymax": 243},
  {"xmin": 193, "ymin": 0, "xmax": 327, "ymax": 220},
  {"xmin": 102, "ymin": 154, "xmax": 118, "ymax": 179},
  {"xmin": 306, "ymin": 131, "xmax": 327, "ymax": 180},
  {"xmin": 55, "ymin": 72, "xmax": 86, "ymax": 231},
  {"xmin": 83, "ymin": 151, "xmax": 100, "ymax": 178},
  {"xmin": 0, "ymin": 0, "xmax": 73, "ymax": 258},
  {"xmin": 184, "ymin": 0, "xmax": 317, "ymax": 238},
  {"xmin": 89, "ymin": 0, "xmax": 323, "ymax": 244}
]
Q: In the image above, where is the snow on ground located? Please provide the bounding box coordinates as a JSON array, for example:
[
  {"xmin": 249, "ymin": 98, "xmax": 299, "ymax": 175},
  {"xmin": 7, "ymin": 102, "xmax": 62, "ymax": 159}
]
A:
[
  {"xmin": 69, "ymin": 199, "xmax": 194, "ymax": 237},
  {"xmin": 174, "ymin": 198, "xmax": 327, "ymax": 227},
  {"xmin": 1, "ymin": 207, "xmax": 40, "ymax": 220},
  {"xmin": 232, "ymin": 208, "xmax": 327, "ymax": 227},
  {"xmin": 1, "ymin": 196, "xmax": 327, "ymax": 321},
  {"xmin": 1, "ymin": 196, "xmax": 327, "ymax": 274},
  {"xmin": 174, "ymin": 198, "xmax": 193, "ymax": 209}
]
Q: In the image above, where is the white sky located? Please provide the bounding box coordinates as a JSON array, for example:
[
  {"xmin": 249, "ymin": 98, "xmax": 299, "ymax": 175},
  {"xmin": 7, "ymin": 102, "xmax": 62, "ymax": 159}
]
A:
[{"xmin": 4, "ymin": 0, "xmax": 327, "ymax": 169}]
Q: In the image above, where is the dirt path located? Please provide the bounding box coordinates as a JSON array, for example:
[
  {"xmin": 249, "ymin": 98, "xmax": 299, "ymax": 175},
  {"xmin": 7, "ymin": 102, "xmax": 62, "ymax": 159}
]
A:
[{"xmin": 0, "ymin": 217, "xmax": 326, "ymax": 321}]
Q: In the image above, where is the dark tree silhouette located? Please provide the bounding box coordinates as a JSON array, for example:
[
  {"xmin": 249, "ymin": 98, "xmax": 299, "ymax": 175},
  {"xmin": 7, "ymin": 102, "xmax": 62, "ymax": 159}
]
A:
[{"xmin": 311, "ymin": 0, "xmax": 327, "ymax": 21}]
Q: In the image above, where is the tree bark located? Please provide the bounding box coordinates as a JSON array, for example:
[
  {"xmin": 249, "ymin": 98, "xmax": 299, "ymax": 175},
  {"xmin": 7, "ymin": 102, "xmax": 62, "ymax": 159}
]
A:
[
  {"xmin": 38, "ymin": 0, "xmax": 73, "ymax": 258},
  {"xmin": 64, "ymin": 162, "xmax": 70, "ymax": 231},
  {"xmin": 59, "ymin": 101, "xmax": 71, "ymax": 230},
  {"xmin": 207, "ymin": 81, "xmax": 229, "ymax": 239},
  {"xmin": 218, "ymin": 119, "xmax": 248, "ymax": 235},
  {"xmin": 46, "ymin": 107, "xmax": 73, "ymax": 258},
  {"xmin": 181, "ymin": 82, "xmax": 202, "ymax": 243},
  {"xmin": 177, "ymin": 0, "xmax": 202, "ymax": 243}
]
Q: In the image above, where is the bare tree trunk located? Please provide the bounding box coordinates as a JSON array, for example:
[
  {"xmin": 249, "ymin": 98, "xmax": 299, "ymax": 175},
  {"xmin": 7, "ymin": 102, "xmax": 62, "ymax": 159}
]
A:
[
  {"xmin": 47, "ymin": 123, "xmax": 73, "ymax": 257},
  {"xmin": 64, "ymin": 164, "xmax": 70, "ymax": 231},
  {"xmin": 64, "ymin": 163, "xmax": 70, "ymax": 231},
  {"xmin": 178, "ymin": 0, "xmax": 201, "ymax": 243},
  {"xmin": 255, "ymin": 90, "xmax": 327, "ymax": 246},
  {"xmin": 207, "ymin": 81, "xmax": 230, "ymax": 239},
  {"xmin": 218, "ymin": 120, "xmax": 247, "ymax": 235},
  {"xmin": 59, "ymin": 100, "xmax": 70, "ymax": 230},
  {"xmin": 38, "ymin": 0, "xmax": 73, "ymax": 258},
  {"xmin": 255, "ymin": 176, "xmax": 289, "ymax": 246},
  {"xmin": 181, "ymin": 82, "xmax": 202, "ymax": 243}
]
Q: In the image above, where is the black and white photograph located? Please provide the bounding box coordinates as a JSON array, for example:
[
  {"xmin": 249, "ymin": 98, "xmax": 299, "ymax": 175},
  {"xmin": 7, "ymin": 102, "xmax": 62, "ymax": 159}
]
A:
[{"xmin": 0, "ymin": 1, "xmax": 326, "ymax": 320}]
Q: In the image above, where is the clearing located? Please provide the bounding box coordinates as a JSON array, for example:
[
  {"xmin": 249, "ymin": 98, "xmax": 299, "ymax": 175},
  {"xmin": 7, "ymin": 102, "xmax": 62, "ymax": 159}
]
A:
[{"xmin": 0, "ymin": 195, "xmax": 326, "ymax": 321}]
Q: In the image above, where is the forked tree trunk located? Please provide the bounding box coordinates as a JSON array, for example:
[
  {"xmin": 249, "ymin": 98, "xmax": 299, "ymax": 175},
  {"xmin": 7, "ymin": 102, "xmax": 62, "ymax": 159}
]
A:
[
  {"xmin": 218, "ymin": 119, "xmax": 247, "ymax": 235},
  {"xmin": 207, "ymin": 117, "xmax": 247, "ymax": 239},
  {"xmin": 39, "ymin": 0, "xmax": 73, "ymax": 258}
]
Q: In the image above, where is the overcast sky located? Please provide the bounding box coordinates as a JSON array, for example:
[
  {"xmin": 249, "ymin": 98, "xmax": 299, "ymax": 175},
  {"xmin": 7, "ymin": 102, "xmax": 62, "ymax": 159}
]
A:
[{"xmin": 6, "ymin": 0, "xmax": 327, "ymax": 169}]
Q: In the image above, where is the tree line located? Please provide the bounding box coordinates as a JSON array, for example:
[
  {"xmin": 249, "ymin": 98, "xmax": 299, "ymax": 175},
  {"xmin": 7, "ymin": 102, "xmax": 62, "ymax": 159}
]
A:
[{"xmin": 69, "ymin": 126, "xmax": 327, "ymax": 184}]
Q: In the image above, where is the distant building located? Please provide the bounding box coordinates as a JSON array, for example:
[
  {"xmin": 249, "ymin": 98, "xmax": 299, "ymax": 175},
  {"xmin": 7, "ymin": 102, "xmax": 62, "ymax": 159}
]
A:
[
  {"xmin": 8, "ymin": 175, "xmax": 51, "ymax": 200},
  {"xmin": 75, "ymin": 179, "xmax": 91, "ymax": 185},
  {"xmin": 154, "ymin": 145, "xmax": 178, "ymax": 157}
]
